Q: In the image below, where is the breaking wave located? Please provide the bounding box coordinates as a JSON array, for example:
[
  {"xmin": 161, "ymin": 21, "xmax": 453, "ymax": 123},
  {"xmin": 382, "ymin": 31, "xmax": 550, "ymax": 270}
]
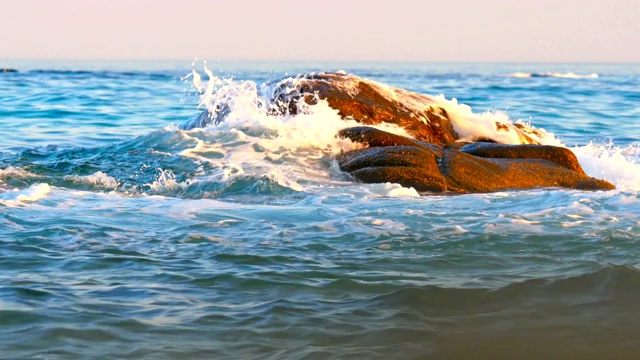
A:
[{"xmin": 507, "ymin": 72, "xmax": 599, "ymax": 79}]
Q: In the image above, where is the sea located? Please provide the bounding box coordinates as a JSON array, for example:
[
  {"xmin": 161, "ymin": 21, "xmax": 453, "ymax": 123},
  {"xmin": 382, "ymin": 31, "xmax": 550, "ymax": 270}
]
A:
[{"xmin": 1, "ymin": 60, "xmax": 639, "ymax": 359}]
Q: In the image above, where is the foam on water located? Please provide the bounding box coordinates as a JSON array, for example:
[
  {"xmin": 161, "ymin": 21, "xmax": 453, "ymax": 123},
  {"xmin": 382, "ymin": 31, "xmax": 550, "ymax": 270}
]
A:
[
  {"xmin": 0, "ymin": 166, "xmax": 39, "ymax": 182},
  {"xmin": 269, "ymin": 71, "xmax": 557, "ymax": 145},
  {"xmin": 63, "ymin": 171, "xmax": 119, "ymax": 189},
  {"xmin": 0, "ymin": 183, "xmax": 51, "ymax": 207},
  {"xmin": 2, "ymin": 66, "xmax": 632, "ymax": 198},
  {"xmin": 364, "ymin": 183, "xmax": 421, "ymax": 198},
  {"xmin": 179, "ymin": 68, "xmax": 423, "ymax": 192},
  {"xmin": 507, "ymin": 72, "xmax": 599, "ymax": 79},
  {"xmin": 429, "ymin": 95, "xmax": 558, "ymax": 145},
  {"xmin": 573, "ymin": 142, "xmax": 640, "ymax": 192},
  {"xmin": 147, "ymin": 169, "xmax": 183, "ymax": 193}
]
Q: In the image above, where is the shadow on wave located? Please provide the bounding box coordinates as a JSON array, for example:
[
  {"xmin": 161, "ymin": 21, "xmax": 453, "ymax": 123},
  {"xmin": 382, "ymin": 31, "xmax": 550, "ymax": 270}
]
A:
[
  {"xmin": 367, "ymin": 264, "xmax": 640, "ymax": 359},
  {"xmin": 206, "ymin": 265, "xmax": 640, "ymax": 358}
]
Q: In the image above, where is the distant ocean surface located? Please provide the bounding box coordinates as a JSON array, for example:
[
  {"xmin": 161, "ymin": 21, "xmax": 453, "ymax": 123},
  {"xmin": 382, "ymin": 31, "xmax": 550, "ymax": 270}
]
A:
[{"xmin": 1, "ymin": 60, "xmax": 639, "ymax": 359}]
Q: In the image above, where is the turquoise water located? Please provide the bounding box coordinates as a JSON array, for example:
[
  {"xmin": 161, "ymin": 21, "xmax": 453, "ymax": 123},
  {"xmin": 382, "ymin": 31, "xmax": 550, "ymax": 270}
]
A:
[{"xmin": 1, "ymin": 61, "xmax": 640, "ymax": 359}]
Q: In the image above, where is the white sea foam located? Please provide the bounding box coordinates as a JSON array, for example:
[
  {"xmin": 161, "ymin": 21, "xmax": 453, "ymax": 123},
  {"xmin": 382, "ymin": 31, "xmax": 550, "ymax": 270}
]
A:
[
  {"xmin": 269, "ymin": 72, "xmax": 553, "ymax": 145},
  {"xmin": 369, "ymin": 218, "xmax": 408, "ymax": 231},
  {"xmin": 0, "ymin": 183, "xmax": 51, "ymax": 207},
  {"xmin": 429, "ymin": 95, "xmax": 558, "ymax": 145},
  {"xmin": 178, "ymin": 68, "xmax": 420, "ymax": 192},
  {"xmin": 63, "ymin": 171, "xmax": 119, "ymax": 189},
  {"xmin": 508, "ymin": 72, "xmax": 534, "ymax": 78},
  {"xmin": 573, "ymin": 142, "xmax": 640, "ymax": 192},
  {"xmin": 179, "ymin": 68, "xmax": 633, "ymax": 194},
  {"xmin": 147, "ymin": 169, "xmax": 185, "ymax": 193},
  {"xmin": 360, "ymin": 183, "xmax": 420, "ymax": 198},
  {"xmin": 506, "ymin": 72, "xmax": 599, "ymax": 79},
  {"xmin": 384, "ymin": 184, "xmax": 420, "ymax": 198},
  {"xmin": 0, "ymin": 166, "xmax": 39, "ymax": 182}
]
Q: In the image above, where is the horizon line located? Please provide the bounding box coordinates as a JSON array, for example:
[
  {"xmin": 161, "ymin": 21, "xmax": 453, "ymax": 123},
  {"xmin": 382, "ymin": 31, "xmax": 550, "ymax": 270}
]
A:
[{"xmin": 2, "ymin": 58, "xmax": 640, "ymax": 66}]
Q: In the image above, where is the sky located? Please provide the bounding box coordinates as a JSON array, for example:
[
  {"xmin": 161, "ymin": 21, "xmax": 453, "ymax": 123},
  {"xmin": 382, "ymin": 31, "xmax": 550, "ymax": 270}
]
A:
[{"xmin": 1, "ymin": 0, "xmax": 639, "ymax": 62}]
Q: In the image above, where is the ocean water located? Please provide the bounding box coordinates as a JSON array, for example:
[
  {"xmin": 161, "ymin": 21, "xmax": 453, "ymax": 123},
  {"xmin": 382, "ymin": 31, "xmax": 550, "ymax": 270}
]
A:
[{"xmin": 1, "ymin": 60, "xmax": 639, "ymax": 359}]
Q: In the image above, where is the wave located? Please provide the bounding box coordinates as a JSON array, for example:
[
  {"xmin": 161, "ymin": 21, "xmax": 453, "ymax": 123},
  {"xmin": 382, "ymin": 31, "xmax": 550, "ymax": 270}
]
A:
[
  {"xmin": 0, "ymin": 166, "xmax": 39, "ymax": 180},
  {"xmin": 574, "ymin": 142, "xmax": 640, "ymax": 192},
  {"xmin": 507, "ymin": 72, "xmax": 599, "ymax": 79},
  {"xmin": 367, "ymin": 265, "xmax": 640, "ymax": 357},
  {"xmin": 62, "ymin": 172, "xmax": 119, "ymax": 189},
  {"xmin": 178, "ymin": 68, "xmax": 640, "ymax": 192},
  {"xmin": 144, "ymin": 169, "xmax": 303, "ymax": 198},
  {"xmin": 0, "ymin": 183, "xmax": 51, "ymax": 207},
  {"xmin": 2, "ymin": 68, "xmax": 638, "ymax": 198},
  {"xmin": 373, "ymin": 264, "xmax": 640, "ymax": 304},
  {"xmin": 185, "ymin": 68, "xmax": 558, "ymax": 143}
]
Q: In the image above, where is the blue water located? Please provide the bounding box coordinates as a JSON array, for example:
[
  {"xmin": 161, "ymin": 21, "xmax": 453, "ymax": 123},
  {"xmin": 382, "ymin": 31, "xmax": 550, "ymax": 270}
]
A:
[{"xmin": 1, "ymin": 60, "xmax": 640, "ymax": 359}]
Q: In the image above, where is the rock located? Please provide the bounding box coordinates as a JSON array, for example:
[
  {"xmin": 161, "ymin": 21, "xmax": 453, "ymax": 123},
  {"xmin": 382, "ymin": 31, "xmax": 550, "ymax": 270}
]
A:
[
  {"xmin": 337, "ymin": 126, "xmax": 443, "ymax": 155},
  {"xmin": 271, "ymin": 72, "xmax": 545, "ymax": 145},
  {"xmin": 337, "ymin": 126, "xmax": 615, "ymax": 193},
  {"xmin": 337, "ymin": 144, "xmax": 447, "ymax": 192},
  {"xmin": 273, "ymin": 72, "xmax": 614, "ymax": 193},
  {"xmin": 187, "ymin": 71, "xmax": 615, "ymax": 193},
  {"xmin": 459, "ymin": 142, "xmax": 585, "ymax": 173}
]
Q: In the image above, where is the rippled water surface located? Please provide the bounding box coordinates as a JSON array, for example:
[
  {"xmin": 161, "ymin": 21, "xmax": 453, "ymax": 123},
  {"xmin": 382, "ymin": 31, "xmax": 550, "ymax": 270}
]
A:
[{"xmin": 1, "ymin": 60, "xmax": 640, "ymax": 359}]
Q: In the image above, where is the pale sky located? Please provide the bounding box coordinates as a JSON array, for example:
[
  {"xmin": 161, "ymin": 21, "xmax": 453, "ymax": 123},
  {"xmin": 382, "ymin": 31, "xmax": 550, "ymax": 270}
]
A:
[{"xmin": 1, "ymin": 0, "xmax": 639, "ymax": 62}]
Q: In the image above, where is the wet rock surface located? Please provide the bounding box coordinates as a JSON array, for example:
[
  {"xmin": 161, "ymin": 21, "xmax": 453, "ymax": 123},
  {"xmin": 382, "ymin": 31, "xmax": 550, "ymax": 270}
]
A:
[
  {"xmin": 337, "ymin": 126, "xmax": 615, "ymax": 193},
  {"xmin": 272, "ymin": 72, "xmax": 546, "ymax": 145}
]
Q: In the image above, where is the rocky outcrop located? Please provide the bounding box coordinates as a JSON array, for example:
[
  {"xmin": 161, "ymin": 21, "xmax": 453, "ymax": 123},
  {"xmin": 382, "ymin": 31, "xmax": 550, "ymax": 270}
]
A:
[
  {"xmin": 187, "ymin": 71, "xmax": 615, "ymax": 193},
  {"xmin": 275, "ymin": 72, "xmax": 614, "ymax": 193},
  {"xmin": 337, "ymin": 127, "xmax": 614, "ymax": 193},
  {"xmin": 270, "ymin": 72, "xmax": 546, "ymax": 145}
]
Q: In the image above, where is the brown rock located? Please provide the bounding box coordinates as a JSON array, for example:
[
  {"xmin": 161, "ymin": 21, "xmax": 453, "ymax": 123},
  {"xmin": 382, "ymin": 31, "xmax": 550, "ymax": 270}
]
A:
[
  {"xmin": 337, "ymin": 145, "xmax": 447, "ymax": 192},
  {"xmin": 459, "ymin": 142, "xmax": 585, "ymax": 173},
  {"xmin": 337, "ymin": 126, "xmax": 443, "ymax": 156},
  {"xmin": 271, "ymin": 72, "xmax": 545, "ymax": 145},
  {"xmin": 439, "ymin": 150, "xmax": 614, "ymax": 193},
  {"xmin": 273, "ymin": 73, "xmax": 458, "ymax": 145},
  {"xmin": 336, "ymin": 126, "xmax": 615, "ymax": 193},
  {"xmin": 350, "ymin": 166, "xmax": 447, "ymax": 193}
]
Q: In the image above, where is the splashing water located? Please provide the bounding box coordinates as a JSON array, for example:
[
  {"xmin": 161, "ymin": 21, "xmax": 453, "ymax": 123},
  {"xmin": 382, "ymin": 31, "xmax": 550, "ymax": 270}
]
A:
[
  {"xmin": 1, "ymin": 61, "xmax": 640, "ymax": 359},
  {"xmin": 574, "ymin": 142, "xmax": 640, "ymax": 192},
  {"xmin": 0, "ymin": 183, "xmax": 51, "ymax": 207},
  {"xmin": 175, "ymin": 66, "xmax": 639, "ymax": 195},
  {"xmin": 507, "ymin": 72, "xmax": 599, "ymax": 79}
]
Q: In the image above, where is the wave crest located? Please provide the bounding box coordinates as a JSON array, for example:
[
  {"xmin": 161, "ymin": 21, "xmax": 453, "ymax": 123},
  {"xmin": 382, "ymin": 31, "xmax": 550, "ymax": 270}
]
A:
[{"xmin": 507, "ymin": 72, "xmax": 599, "ymax": 79}]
